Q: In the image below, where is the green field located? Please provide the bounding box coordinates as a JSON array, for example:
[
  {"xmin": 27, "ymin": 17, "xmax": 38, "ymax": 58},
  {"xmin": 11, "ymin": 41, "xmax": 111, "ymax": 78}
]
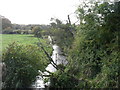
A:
[{"xmin": 0, "ymin": 34, "xmax": 48, "ymax": 52}]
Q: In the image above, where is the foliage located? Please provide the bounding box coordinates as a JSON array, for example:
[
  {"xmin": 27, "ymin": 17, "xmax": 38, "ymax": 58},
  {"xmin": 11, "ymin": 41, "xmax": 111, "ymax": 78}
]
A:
[
  {"xmin": 2, "ymin": 16, "xmax": 12, "ymax": 30},
  {"xmin": 2, "ymin": 43, "xmax": 49, "ymax": 89},
  {"xmin": 2, "ymin": 29, "xmax": 13, "ymax": 34},
  {"xmin": 49, "ymin": 18, "xmax": 75, "ymax": 52},
  {"xmin": 49, "ymin": 70, "xmax": 79, "ymax": 89},
  {"xmin": 51, "ymin": 28, "xmax": 73, "ymax": 47},
  {"xmin": 67, "ymin": 1, "xmax": 119, "ymax": 88},
  {"xmin": 32, "ymin": 26, "xmax": 42, "ymax": 37},
  {"xmin": 12, "ymin": 24, "xmax": 50, "ymax": 31},
  {"xmin": 1, "ymin": 1, "xmax": 119, "ymax": 89}
]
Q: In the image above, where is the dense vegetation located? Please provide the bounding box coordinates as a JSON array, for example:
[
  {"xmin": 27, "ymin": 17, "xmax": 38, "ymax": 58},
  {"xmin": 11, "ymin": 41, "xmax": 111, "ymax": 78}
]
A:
[
  {"xmin": 1, "ymin": 1, "xmax": 119, "ymax": 89},
  {"xmin": 48, "ymin": 1, "xmax": 119, "ymax": 88},
  {"xmin": 68, "ymin": 1, "xmax": 119, "ymax": 88},
  {"xmin": 2, "ymin": 43, "xmax": 49, "ymax": 89},
  {"xmin": 2, "ymin": 36, "xmax": 52, "ymax": 89}
]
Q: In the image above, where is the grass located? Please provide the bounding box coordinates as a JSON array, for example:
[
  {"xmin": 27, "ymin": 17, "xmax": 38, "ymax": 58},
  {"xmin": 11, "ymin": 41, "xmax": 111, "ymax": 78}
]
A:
[{"xmin": 0, "ymin": 34, "xmax": 50, "ymax": 52}]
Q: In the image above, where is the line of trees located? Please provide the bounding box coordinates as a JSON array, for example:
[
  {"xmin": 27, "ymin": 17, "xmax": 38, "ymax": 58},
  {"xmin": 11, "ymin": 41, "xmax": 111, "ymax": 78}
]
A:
[{"xmin": 1, "ymin": 16, "xmax": 51, "ymax": 34}]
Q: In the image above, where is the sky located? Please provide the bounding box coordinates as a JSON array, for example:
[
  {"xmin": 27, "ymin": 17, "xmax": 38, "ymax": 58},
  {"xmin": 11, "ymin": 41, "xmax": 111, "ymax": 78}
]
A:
[{"xmin": 0, "ymin": 0, "xmax": 81, "ymax": 25}]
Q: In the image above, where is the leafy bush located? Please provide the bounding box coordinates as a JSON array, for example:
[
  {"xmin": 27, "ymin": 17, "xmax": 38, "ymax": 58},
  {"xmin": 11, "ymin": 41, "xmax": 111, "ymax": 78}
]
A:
[
  {"xmin": 49, "ymin": 70, "xmax": 79, "ymax": 88},
  {"xmin": 2, "ymin": 42, "xmax": 48, "ymax": 89},
  {"xmin": 67, "ymin": 1, "xmax": 119, "ymax": 88}
]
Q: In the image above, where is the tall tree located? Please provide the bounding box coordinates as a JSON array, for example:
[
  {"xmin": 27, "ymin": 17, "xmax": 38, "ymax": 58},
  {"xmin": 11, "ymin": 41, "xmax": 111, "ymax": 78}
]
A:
[{"xmin": 2, "ymin": 16, "xmax": 12, "ymax": 30}]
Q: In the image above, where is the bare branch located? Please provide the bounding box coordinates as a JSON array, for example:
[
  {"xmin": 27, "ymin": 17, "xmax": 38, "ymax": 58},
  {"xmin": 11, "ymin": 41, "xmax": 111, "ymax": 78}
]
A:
[{"xmin": 37, "ymin": 37, "xmax": 58, "ymax": 70}]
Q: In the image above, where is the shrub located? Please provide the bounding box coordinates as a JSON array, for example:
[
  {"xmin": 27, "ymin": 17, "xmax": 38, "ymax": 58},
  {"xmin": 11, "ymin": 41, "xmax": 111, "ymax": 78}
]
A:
[
  {"xmin": 2, "ymin": 42, "xmax": 48, "ymax": 89},
  {"xmin": 67, "ymin": 1, "xmax": 119, "ymax": 88},
  {"xmin": 49, "ymin": 70, "xmax": 79, "ymax": 88}
]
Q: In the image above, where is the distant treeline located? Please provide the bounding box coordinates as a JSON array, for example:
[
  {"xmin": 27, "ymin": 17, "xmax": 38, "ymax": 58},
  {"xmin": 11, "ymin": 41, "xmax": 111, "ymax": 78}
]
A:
[{"xmin": 0, "ymin": 15, "xmax": 50, "ymax": 34}]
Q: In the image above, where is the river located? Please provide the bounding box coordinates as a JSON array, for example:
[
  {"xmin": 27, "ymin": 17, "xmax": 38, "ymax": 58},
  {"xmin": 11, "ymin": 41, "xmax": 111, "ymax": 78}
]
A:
[{"xmin": 32, "ymin": 36, "xmax": 67, "ymax": 88}]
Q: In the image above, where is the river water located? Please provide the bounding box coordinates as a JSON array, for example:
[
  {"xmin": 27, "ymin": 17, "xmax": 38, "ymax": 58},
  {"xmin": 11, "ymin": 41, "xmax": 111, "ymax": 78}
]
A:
[{"xmin": 32, "ymin": 36, "xmax": 67, "ymax": 88}]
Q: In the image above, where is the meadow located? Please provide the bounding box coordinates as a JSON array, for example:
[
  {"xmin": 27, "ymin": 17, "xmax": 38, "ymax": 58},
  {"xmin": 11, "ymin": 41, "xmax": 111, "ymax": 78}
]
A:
[{"xmin": 0, "ymin": 34, "xmax": 49, "ymax": 52}]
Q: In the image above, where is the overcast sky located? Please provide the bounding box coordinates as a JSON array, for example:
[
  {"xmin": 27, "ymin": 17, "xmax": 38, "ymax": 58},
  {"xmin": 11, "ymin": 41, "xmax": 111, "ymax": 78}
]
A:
[{"xmin": 0, "ymin": 0, "xmax": 81, "ymax": 25}]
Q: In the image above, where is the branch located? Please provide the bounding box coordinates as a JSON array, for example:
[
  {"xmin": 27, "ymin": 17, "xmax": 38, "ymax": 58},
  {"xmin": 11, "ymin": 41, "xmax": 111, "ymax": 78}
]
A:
[{"xmin": 37, "ymin": 37, "xmax": 58, "ymax": 70}]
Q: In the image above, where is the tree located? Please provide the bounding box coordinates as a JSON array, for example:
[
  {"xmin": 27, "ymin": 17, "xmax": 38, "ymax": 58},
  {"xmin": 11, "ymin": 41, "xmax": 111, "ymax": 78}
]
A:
[
  {"xmin": 2, "ymin": 16, "xmax": 12, "ymax": 30},
  {"xmin": 32, "ymin": 26, "xmax": 42, "ymax": 37},
  {"xmin": 49, "ymin": 18, "xmax": 74, "ymax": 51},
  {"xmin": 67, "ymin": 1, "xmax": 119, "ymax": 88}
]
